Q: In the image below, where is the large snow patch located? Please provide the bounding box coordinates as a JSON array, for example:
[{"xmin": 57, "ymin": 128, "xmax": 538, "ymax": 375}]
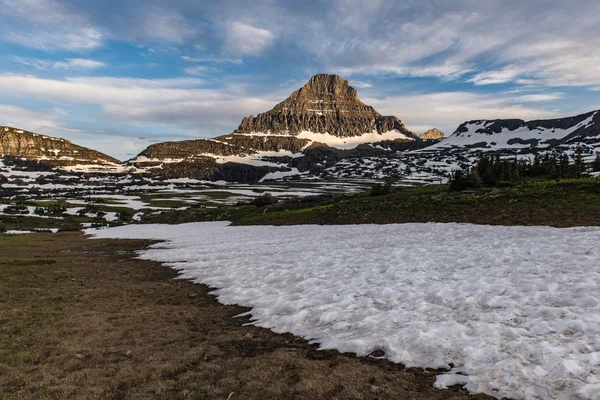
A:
[{"xmin": 88, "ymin": 222, "xmax": 600, "ymax": 400}]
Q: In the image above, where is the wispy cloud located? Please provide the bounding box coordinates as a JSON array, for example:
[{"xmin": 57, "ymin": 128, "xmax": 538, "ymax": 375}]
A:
[
  {"xmin": 350, "ymin": 81, "xmax": 373, "ymax": 89},
  {"xmin": 0, "ymin": 74, "xmax": 277, "ymax": 131},
  {"xmin": 224, "ymin": 22, "xmax": 274, "ymax": 56},
  {"xmin": 127, "ymin": 7, "xmax": 197, "ymax": 43},
  {"xmin": 0, "ymin": 0, "xmax": 103, "ymax": 50},
  {"xmin": 0, "ymin": 103, "xmax": 61, "ymax": 131},
  {"xmin": 181, "ymin": 55, "xmax": 243, "ymax": 65},
  {"xmin": 183, "ymin": 66, "xmax": 209, "ymax": 75},
  {"xmin": 13, "ymin": 56, "xmax": 105, "ymax": 70}
]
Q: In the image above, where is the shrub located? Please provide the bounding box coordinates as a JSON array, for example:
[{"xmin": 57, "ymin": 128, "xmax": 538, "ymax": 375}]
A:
[
  {"xmin": 58, "ymin": 224, "xmax": 81, "ymax": 232},
  {"xmin": 3, "ymin": 203, "xmax": 29, "ymax": 214},
  {"xmin": 117, "ymin": 209, "xmax": 134, "ymax": 221},
  {"xmin": 46, "ymin": 205, "xmax": 67, "ymax": 215},
  {"xmin": 252, "ymin": 193, "xmax": 278, "ymax": 207},
  {"xmin": 370, "ymin": 178, "xmax": 393, "ymax": 197}
]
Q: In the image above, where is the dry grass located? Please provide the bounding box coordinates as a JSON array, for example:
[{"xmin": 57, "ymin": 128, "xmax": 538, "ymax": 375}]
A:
[{"xmin": 0, "ymin": 232, "xmax": 495, "ymax": 400}]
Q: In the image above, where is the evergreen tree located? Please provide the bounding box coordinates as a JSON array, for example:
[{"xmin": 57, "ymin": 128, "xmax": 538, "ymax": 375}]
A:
[
  {"xmin": 593, "ymin": 153, "xmax": 600, "ymax": 172},
  {"xmin": 559, "ymin": 154, "xmax": 570, "ymax": 177},
  {"xmin": 573, "ymin": 146, "xmax": 585, "ymax": 177}
]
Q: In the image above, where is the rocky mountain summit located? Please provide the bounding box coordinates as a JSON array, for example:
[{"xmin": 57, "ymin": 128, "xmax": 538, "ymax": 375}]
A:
[
  {"xmin": 0, "ymin": 126, "xmax": 120, "ymax": 167},
  {"xmin": 419, "ymin": 128, "xmax": 445, "ymax": 140},
  {"xmin": 235, "ymin": 74, "xmax": 417, "ymax": 138}
]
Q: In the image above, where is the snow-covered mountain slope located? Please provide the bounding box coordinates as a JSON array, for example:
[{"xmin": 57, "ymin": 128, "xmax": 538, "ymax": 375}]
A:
[{"xmin": 429, "ymin": 110, "xmax": 599, "ymax": 152}]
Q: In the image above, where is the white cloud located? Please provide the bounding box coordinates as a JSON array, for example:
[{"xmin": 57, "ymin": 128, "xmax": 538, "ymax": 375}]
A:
[
  {"xmin": 350, "ymin": 81, "xmax": 373, "ymax": 89},
  {"xmin": 468, "ymin": 68, "xmax": 522, "ymax": 86},
  {"xmin": 14, "ymin": 57, "xmax": 106, "ymax": 70},
  {"xmin": 0, "ymin": 0, "xmax": 103, "ymax": 50},
  {"xmin": 183, "ymin": 66, "xmax": 209, "ymax": 75},
  {"xmin": 3, "ymin": 26, "xmax": 103, "ymax": 52},
  {"xmin": 54, "ymin": 58, "xmax": 105, "ymax": 70},
  {"xmin": 130, "ymin": 7, "xmax": 197, "ymax": 43},
  {"xmin": 0, "ymin": 74, "xmax": 278, "ymax": 132},
  {"xmin": 182, "ymin": 55, "xmax": 243, "ymax": 64},
  {"xmin": 0, "ymin": 103, "xmax": 60, "ymax": 131},
  {"xmin": 511, "ymin": 93, "xmax": 564, "ymax": 103},
  {"xmin": 232, "ymin": 1, "xmax": 600, "ymax": 88},
  {"xmin": 224, "ymin": 22, "xmax": 274, "ymax": 56}
]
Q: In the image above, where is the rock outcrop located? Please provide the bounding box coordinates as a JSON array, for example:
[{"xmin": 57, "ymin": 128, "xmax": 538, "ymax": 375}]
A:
[
  {"xmin": 235, "ymin": 74, "xmax": 417, "ymax": 138},
  {"xmin": 419, "ymin": 128, "xmax": 445, "ymax": 140},
  {"xmin": 0, "ymin": 126, "xmax": 120, "ymax": 166}
]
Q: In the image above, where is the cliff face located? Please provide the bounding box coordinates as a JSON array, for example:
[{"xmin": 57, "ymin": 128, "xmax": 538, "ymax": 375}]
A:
[
  {"xmin": 235, "ymin": 74, "xmax": 417, "ymax": 138},
  {"xmin": 0, "ymin": 127, "xmax": 120, "ymax": 166}
]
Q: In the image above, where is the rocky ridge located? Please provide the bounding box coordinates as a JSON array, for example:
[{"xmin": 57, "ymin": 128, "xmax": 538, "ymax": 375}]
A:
[{"xmin": 0, "ymin": 126, "xmax": 121, "ymax": 167}]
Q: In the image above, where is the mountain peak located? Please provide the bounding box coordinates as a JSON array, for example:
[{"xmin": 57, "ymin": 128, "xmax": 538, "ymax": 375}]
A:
[
  {"xmin": 235, "ymin": 74, "xmax": 416, "ymax": 138},
  {"xmin": 297, "ymin": 74, "xmax": 359, "ymax": 100},
  {"xmin": 419, "ymin": 128, "xmax": 445, "ymax": 140}
]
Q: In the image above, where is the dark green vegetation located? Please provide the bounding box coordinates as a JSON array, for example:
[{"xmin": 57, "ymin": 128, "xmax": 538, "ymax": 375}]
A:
[
  {"xmin": 0, "ymin": 232, "xmax": 493, "ymax": 399},
  {"xmin": 144, "ymin": 178, "xmax": 600, "ymax": 228},
  {"xmin": 450, "ymin": 150, "xmax": 594, "ymax": 190}
]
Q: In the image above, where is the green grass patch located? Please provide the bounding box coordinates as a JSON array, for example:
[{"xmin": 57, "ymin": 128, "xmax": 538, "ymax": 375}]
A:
[{"xmin": 233, "ymin": 178, "xmax": 600, "ymax": 227}]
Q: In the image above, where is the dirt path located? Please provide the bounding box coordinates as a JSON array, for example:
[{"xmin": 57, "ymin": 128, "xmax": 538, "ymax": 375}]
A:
[{"xmin": 0, "ymin": 232, "xmax": 495, "ymax": 399}]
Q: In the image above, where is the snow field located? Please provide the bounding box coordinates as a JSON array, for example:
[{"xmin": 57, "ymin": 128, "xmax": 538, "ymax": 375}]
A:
[{"xmin": 88, "ymin": 222, "xmax": 600, "ymax": 400}]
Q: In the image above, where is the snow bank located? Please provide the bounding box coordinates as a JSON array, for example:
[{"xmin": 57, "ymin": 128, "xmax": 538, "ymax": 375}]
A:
[{"xmin": 87, "ymin": 222, "xmax": 600, "ymax": 400}]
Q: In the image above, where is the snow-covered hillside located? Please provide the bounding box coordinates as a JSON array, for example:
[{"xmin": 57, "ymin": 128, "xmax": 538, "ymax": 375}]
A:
[{"xmin": 429, "ymin": 110, "xmax": 599, "ymax": 152}]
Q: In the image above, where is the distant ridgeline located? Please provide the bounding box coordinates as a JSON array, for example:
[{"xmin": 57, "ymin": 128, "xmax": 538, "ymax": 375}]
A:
[
  {"xmin": 1, "ymin": 75, "xmax": 600, "ymax": 183},
  {"xmin": 0, "ymin": 126, "xmax": 121, "ymax": 171}
]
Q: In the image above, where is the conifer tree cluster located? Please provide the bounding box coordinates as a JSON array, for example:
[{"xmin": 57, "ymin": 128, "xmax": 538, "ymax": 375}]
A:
[{"xmin": 450, "ymin": 147, "xmax": 593, "ymax": 191}]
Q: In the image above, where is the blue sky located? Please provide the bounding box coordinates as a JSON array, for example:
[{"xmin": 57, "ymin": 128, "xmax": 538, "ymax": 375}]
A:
[{"xmin": 1, "ymin": 0, "xmax": 599, "ymax": 160}]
